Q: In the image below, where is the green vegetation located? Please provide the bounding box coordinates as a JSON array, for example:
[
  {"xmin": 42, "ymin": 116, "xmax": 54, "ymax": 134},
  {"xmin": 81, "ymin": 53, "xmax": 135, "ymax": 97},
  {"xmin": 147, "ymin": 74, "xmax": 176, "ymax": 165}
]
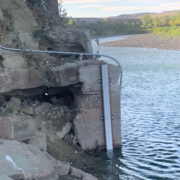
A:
[
  {"xmin": 141, "ymin": 11, "xmax": 180, "ymax": 37},
  {"xmin": 74, "ymin": 18, "xmax": 147, "ymax": 37}
]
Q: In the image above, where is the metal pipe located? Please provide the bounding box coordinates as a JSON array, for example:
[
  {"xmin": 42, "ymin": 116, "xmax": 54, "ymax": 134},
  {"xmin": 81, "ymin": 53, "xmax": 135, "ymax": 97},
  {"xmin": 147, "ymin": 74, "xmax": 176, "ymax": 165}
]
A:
[{"xmin": 0, "ymin": 45, "xmax": 122, "ymax": 104}]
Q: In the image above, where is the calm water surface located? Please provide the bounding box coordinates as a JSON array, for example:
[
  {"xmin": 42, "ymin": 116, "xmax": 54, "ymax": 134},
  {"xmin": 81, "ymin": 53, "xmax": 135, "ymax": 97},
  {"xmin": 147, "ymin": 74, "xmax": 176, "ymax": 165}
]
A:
[{"xmin": 92, "ymin": 36, "xmax": 180, "ymax": 180}]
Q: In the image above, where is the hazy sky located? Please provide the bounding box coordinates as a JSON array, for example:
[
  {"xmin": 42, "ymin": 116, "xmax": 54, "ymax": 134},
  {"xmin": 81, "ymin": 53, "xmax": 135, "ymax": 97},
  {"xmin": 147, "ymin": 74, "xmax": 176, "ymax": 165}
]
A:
[{"xmin": 62, "ymin": 0, "xmax": 180, "ymax": 17}]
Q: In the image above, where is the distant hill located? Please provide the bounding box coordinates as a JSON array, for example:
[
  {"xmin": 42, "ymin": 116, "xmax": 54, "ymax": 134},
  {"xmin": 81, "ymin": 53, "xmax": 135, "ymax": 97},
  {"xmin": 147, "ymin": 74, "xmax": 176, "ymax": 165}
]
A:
[
  {"xmin": 117, "ymin": 13, "xmax": 154, "ymax": 19},
  {"xmin": 138, "ymin": 10, "xmax": 180, "ymax": 19},
  {"xmin": 115, "ymin": 10, "xmax": 180, "ymax": 19}
]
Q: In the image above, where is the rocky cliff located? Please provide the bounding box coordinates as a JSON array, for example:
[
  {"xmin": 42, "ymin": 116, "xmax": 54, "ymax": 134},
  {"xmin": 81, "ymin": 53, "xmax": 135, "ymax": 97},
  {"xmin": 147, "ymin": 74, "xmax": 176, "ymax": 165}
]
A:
[{"xmin": 0, "ymin": 1, "xmax": 121, "ymax": 179}]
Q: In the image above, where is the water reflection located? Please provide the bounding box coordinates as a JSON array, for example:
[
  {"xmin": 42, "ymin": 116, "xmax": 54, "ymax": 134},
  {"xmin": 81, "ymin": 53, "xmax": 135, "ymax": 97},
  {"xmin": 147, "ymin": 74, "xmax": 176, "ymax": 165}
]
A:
[{"xmin": 92, "ymin": 37, "xmax": 180, "ymax": 180}]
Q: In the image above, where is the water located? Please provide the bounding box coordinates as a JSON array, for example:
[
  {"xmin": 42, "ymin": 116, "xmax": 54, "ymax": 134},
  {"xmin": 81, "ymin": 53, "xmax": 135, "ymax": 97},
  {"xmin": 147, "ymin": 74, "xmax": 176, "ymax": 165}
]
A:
[{"xmin": 92, "ymin": 36, "xmax": 180, "ymax": 180}]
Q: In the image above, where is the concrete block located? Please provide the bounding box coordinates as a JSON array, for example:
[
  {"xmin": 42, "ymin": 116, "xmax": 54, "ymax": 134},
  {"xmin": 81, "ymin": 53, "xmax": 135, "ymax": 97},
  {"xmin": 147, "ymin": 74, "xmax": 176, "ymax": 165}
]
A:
[
  {"xmin": 78, "ymin": 65, "xmax": 101, "ymax": 93},
  {"xmin": 74, "ymin": 64, "xmax": 121, "ymax": 150},
  {"xmin": 74, "ymin": 109, "xmax": 105, "ymax": 150}
]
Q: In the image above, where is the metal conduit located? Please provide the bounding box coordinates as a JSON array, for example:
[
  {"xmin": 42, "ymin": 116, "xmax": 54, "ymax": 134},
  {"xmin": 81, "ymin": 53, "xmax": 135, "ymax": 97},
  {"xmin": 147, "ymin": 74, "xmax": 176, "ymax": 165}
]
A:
[{"xmin": 1, "ymin": 45, "xmax": 122, "ymax": 101}]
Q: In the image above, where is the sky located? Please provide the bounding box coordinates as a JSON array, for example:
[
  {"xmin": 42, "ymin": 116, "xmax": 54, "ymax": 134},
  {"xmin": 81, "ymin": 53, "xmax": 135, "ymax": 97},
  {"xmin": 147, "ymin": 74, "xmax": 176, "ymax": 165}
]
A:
[{"xmin": 62, "ymin": 0, "xmax": 180, "ymax": 17}]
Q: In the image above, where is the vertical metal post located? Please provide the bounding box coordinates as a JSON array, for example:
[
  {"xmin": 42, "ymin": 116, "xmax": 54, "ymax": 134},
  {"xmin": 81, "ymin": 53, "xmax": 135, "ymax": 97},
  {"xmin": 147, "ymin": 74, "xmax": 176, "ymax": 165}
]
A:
[
  {"xmin": 101, "ymin": 64, "xmax": 113, "ymax": 150},
  {"xmin": 79, "ymin": 53, "xmax": 83, "ymax": 61}
]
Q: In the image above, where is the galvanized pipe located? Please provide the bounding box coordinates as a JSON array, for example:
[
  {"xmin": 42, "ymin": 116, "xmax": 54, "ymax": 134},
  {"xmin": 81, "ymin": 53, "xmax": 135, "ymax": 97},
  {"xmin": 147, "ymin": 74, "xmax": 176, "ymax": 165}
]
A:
[{"xmin": 0, "ymin": 45, "xmax": 122, "ymax": 101}]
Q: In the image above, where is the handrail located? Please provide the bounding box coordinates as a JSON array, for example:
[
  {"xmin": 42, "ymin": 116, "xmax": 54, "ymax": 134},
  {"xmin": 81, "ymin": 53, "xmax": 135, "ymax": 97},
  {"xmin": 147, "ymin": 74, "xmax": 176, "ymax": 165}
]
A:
[{"xmin": 0, "ymin": 45, "xmax": 122, "ymax": 97}]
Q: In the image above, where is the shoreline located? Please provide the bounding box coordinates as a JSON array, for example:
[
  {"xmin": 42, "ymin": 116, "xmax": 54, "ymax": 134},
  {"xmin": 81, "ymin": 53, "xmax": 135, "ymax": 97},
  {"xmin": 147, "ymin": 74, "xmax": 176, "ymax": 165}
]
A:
[
  {"xmin": 91, "ymin": 32, "xmax": 149, "ymax": 40},
  {"xmin": 100, "ymin": 33, "xmax": 180, "ymax": 51}
]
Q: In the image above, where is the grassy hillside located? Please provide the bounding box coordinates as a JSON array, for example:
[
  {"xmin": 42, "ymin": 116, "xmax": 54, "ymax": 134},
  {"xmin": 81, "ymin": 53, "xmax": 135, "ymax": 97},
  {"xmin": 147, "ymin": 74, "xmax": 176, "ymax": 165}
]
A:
[{"xmin": 73, "ymin": 18, "xmax": 147, "ymax": 37}]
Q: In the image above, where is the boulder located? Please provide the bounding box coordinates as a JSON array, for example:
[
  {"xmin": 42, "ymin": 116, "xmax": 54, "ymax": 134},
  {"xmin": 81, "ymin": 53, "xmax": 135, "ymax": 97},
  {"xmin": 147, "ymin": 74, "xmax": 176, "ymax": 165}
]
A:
[
  {"xmin": 74, "ymin": 64, "xmax": 122, "ymax": 150},
  {"xmin": 0, "ymin": 9, "xmax": 4, "ymax": 21},
  {"xmin": 0, "ymin": 139, "xmax": 4, "ymax": 144},
  {"xmin": 70, "ymin": 167, "xmax": 98, "ymax": 180},
  {"xmin": 10, "ymin": 68, "xmax": 47, "ymax": 90},
  {"xmin": 22, "ymin": 107, "xmax": 34, "ymax": 115},
  {"xmin": 56, "ymin": 122, "xmax": 72, "ymax": 139},
  {"xmin": 57, "ymin": 161, "xmax": 70, "ymax": 176},
  {"xmin": 0, "ymin": 115, "xmax": 36, "ymax": 141},
  {"xmin": 41, "ymin": 28, "xmax": 93, "ymax": 58},
  {"xmin": 0, "ymin": 71, "xmax": 12, "ymax": 93},
  {"xmin": 34, "ymin": 102, "xmax": 51, "ymax": 114},
  {"xmin": 2, "ymin": 55, "xmax": 27, "ymax": 69},
  {"xmin": 7, "ymin": 97, "xmax": 21, "ymax": 111},
  {"xmin": 29, "ymin": 131, "xmax": 47, "ymax": 152},
  {"xmin": 0, "ymin": 140, "xmax": 58, "ymax": 180},
  {"xmin": 0, "ymin": 175, "xmax": 13, "ymax": 180}
]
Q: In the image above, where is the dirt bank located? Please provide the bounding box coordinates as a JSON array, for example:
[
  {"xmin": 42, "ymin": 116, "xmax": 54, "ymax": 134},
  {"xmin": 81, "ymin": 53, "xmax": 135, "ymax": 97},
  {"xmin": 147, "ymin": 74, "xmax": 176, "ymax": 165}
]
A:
[{"xmin": 100, "ymin": 33, "xmax": 180, "ymax": 51}]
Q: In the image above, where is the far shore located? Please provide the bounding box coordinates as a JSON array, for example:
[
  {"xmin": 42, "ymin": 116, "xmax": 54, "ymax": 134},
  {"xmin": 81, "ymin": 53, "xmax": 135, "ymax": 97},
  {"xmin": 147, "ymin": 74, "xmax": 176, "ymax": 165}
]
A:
[
  {"xmin": 100, "ymin": 33, "xmax": 180, "ymax": 51},
  {"xmin": 91, "ymin": 32, "xmax": 149, "ymax": 39}
]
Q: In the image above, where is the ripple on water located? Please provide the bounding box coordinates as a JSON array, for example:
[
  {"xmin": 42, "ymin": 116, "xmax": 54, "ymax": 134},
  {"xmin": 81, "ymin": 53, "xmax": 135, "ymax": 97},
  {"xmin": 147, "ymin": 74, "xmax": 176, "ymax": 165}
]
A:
[{"xmin": 92, "ymin": 43, "xmax": 180, "ymax": 180}]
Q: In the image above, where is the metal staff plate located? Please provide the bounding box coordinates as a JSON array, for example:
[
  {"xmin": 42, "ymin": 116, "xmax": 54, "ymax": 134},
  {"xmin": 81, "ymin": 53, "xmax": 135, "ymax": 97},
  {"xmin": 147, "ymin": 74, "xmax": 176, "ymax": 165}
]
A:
[{"xmin": 101, "ymin": 64, "xmax": 113, "ymax": 150}]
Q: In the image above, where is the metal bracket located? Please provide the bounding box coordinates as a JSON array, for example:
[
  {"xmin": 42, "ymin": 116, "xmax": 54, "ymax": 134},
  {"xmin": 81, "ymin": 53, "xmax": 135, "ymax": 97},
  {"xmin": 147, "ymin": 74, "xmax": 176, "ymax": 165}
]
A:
[
  {"xmin": 98, "ymin": 78, "xmax": 111, "ymax": 83},
  {"xmin": 100, "ymin": 116, "xmax": 104, "ymax": 121},
  {"xmin": 79, "ymin": 53, "xmax": 83, "ymax": 61},
  {"xmin": 101, "ymin": 116, "xmax": 114, "ymax": 121}
]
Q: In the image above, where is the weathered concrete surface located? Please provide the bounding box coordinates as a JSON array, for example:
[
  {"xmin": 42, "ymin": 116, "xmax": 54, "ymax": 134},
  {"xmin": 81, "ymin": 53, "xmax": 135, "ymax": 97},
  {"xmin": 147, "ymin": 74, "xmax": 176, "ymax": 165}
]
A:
[
  {"xmin": 0, "ymin": 115, "xmax": 36, "ymax": 141},
  {"xmin": 41, "ymin": 28, "xmax": 93, "ymax": 57},
  {"xmin": 74, "ymin": 108, "xmax": 105, "ymax": 150},
  {"xmin": 74, "ymin": 64, "xmax": 121, "ymax": 150},
  {"xmin": 0, "ymin": 140, "xmax": 58, "ymax": 180},
  {"xmin": 78, "ymin": 65, "xmax": 101, "ymax": 93}
]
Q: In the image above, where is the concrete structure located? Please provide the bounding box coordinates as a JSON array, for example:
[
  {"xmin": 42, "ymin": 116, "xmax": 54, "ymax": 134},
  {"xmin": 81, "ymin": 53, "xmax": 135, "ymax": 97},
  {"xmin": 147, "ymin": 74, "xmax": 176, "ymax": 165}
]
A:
[{"xmin": 74, "ymin": 64, "xmax": 121, "ymax": 150}]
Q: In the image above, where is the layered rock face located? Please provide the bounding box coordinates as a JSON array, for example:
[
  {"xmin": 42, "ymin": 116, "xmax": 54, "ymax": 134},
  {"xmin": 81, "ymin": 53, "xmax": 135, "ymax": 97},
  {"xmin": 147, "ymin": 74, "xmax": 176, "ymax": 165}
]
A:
[
  {"xmin": 41, "ymin": 28, "xmax": 93, "ymax": 57},
  {"xmin": 0, "ymin": 0, "xmax": 122, "ymax": 179}
]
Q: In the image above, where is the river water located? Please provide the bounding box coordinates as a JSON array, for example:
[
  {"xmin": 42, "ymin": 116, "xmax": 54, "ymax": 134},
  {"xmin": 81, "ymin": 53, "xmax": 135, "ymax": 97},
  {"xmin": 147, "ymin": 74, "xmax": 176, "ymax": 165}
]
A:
[{"xmin": 91, "ymin": 36, "xmax": 180, "ymax": 180}]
